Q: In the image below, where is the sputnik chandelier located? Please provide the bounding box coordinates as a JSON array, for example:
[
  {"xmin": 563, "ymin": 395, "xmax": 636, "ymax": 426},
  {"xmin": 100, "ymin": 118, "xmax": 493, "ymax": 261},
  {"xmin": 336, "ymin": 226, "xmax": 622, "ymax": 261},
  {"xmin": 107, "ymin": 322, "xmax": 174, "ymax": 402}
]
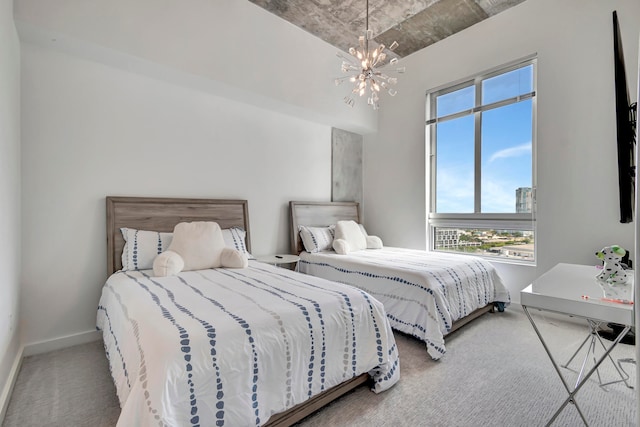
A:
[{"xmin": 335, "ymin": 0, "xmax": 405, "ymax": 109}]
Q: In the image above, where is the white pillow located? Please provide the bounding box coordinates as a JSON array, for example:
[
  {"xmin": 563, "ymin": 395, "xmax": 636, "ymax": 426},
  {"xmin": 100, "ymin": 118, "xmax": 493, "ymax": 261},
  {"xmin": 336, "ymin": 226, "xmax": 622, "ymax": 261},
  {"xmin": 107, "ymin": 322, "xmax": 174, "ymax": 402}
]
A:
[
  {"xmin": 332, "ymin": 221, "xmax": 384, "ymax": 254},
  {"xmin": 121, "ymin": 228, "xmax": 173, "ymax": 271},
  {"xmin": 167, "ymin": 221, "xmax": 227, "ymax": 271},
  {"xmin": 120, "ymin": 226, "xmax": 250, "ymax": 271},
  {"xmin": 222, "ymin": 226, "xmax": 251, "ymax": 257},
  {"xmin": 153, "ymin": 222, "xmax": 248, "ymax": 277},
  {"xmin": 299, "ymin": 225, "xmax": 335, "ymax": 253},
  {"xmin": 333, "ymin": 220, "xmax": 367, "ymax": 254},
  {"xmin": 366, "ymin": 235, "xmax": 384, "ymax": 249},
  {"xmin": 358, "ymin": 223, "xmax": 383, "ymax": 249},
  {"xmin": 152, "ymin": 250, "xmax": 184, "ymax": 277}
]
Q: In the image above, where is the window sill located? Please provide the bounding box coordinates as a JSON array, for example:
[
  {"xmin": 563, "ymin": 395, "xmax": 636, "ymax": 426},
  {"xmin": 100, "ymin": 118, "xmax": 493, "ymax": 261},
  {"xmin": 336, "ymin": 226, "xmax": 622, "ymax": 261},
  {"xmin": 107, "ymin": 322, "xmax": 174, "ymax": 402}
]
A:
[{"xmin": 433, "ymin": 249, "xmax": 536, "ymax": 267}]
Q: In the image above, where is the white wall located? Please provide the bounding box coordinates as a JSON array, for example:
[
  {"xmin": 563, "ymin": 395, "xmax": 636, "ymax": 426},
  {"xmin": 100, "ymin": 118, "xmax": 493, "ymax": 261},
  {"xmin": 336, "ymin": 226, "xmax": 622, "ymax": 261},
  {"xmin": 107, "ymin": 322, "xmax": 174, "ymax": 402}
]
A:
[
  {"xmin": 16, "ymin": 0, "xmax": 378, "ymax": 350},
  {"xmin": 364, "ymin": 0, "xmax": 640, "ymax": 302},
  {"xmin": 20, "ymin": 41, "xmax": 339, "ymax": 347},
  {"xmin": 0, "ymin": 0, "xmax": 22, "ymax": 414}
]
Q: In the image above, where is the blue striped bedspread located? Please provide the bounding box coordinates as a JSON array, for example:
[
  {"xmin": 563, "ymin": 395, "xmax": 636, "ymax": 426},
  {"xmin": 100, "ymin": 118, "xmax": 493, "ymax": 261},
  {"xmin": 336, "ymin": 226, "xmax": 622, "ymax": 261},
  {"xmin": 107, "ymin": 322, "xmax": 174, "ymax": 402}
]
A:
[
  {"xmin": 96, "ymin": 261, "xmax": 399, "ymax": 426},
  {"xmin": 298, "ymin": 247, "xmax": 511, "ymax": 360}
]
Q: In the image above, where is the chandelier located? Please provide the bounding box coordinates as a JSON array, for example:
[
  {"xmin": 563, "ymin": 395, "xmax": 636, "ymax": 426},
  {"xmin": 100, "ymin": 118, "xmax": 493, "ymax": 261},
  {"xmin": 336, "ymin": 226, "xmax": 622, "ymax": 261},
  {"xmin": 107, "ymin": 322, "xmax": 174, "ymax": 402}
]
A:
[{"xmin": 335, "ymin": 0, "xmax": 405, "ymax": 110}]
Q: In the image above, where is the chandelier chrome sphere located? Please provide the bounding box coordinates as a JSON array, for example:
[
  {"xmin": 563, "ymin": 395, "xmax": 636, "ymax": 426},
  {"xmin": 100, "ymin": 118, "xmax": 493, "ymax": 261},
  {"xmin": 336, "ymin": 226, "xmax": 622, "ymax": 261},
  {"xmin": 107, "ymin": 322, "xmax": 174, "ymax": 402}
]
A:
[{"xmin": 335, "ymin": 0, "xmax": 405, "ymax": 110}]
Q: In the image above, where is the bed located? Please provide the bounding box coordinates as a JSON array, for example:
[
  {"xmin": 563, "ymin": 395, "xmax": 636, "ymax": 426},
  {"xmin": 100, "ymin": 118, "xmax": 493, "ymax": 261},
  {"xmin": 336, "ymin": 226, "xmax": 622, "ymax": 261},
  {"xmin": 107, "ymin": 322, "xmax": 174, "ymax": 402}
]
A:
[
  {"xmin": 289, "ymin": 201, "xmax": 511, "ymax": 360},
  {"xmin": 97, "ymin": 197, "xmax": 399, "ymax": 427}
]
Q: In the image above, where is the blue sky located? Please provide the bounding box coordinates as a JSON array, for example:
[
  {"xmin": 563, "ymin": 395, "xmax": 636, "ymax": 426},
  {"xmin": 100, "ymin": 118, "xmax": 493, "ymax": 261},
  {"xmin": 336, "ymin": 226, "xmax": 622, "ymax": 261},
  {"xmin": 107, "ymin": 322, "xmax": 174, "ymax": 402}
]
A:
[{"xmin": 434, "ymin": 65, "xmax": 533, "ymax": 214}]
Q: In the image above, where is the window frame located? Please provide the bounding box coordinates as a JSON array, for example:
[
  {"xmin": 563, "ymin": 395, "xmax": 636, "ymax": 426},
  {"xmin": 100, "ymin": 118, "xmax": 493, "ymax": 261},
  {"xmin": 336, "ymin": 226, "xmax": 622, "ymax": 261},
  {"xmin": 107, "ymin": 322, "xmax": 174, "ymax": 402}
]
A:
[{"xmin": 426, "ymin": 56, "xmax": 537, "ymax": 264}]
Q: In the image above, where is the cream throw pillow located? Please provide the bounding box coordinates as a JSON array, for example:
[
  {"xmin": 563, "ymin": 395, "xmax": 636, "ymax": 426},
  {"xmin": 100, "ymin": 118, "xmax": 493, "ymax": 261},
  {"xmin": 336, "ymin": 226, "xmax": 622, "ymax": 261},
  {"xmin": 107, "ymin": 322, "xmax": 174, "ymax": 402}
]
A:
[
  {"xmin": 366, "ymin": 235, "xmax": 384, "ymax": 249},
  {"xmin": 333, "ymin": 220, "xmax": 384, "ymax": 254},
  {"xmin": 153, "ymin": 250, "xmax": 185, "ymax": 277},
  {"xmin": 153, "ymin": 221, "xmax": 247, "ymax": 276},
  {"xmin": 358, "ymin": 224, "xmax": 383, "ymax": 249},
  {"xmin": 333, "ymin": 220, "xmax": 367, "ymax": 254}
]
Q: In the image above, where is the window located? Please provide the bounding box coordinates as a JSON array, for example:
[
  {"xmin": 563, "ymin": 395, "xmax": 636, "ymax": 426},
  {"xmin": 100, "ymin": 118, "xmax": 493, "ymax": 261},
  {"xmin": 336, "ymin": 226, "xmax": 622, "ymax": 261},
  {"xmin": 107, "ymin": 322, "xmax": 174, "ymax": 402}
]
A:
[{"xmin": 426, "ymin": 57, "xmax": 536, "ymax": 263}]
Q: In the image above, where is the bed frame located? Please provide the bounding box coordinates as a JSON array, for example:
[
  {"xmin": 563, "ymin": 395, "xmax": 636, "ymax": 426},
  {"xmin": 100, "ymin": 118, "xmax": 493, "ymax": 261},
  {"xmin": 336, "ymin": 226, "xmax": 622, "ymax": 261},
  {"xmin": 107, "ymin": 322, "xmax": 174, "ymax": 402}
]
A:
[
  {"xmin": 105, "ymin": 196, "xmax": 368, "ymax": 426},
  {"xmin": 289, "ymin": 200, "xmax": 494, "ymax": 334}
]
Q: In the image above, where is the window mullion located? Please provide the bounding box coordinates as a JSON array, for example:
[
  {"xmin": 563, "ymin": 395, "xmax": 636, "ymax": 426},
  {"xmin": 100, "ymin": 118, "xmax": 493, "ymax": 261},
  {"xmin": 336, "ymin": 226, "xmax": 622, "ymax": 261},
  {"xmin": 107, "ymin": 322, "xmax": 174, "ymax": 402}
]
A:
[{"xmin": 474, "ymin": 82, "xmax": 482, "ymax": 214}]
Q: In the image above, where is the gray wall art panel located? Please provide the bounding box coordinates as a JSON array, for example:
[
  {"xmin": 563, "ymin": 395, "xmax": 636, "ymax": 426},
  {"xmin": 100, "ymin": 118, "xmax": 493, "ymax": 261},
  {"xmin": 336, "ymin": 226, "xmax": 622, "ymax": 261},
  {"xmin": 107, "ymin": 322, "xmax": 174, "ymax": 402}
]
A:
[{"xmin": 332, "ymin": 128, "xmax": 363, "ymax": 205}]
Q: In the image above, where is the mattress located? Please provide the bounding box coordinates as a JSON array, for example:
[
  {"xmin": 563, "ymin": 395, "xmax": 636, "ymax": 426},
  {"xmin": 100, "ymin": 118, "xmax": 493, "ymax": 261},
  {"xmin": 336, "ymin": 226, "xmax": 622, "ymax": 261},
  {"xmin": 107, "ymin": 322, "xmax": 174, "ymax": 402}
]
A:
[
  {"xmin": 298, "ymin": 247, "xmax": 511, "ymax": 360},
  {"xmin": 97, "ymin": 261, "xmax": 399, "ymax": 426}
]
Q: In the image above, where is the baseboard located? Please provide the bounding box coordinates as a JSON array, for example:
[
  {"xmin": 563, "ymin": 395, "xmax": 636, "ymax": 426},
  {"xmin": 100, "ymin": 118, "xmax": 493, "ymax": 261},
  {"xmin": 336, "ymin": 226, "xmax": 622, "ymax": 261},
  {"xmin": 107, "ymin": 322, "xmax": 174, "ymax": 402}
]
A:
[
  {"xmin": 24, "ymin": 329, "xmax": 101, "ymax": 357},
  {"xmin": 0, "ymin": 344, "xmax": 24, "ymax": 424}
]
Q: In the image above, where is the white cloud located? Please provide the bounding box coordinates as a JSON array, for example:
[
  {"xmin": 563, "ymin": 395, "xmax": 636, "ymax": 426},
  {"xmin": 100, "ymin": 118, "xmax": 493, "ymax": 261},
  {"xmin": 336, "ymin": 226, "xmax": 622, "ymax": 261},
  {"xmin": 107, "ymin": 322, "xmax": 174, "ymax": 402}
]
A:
[{"xmin": 488, "ymin": 143, "xmax": 531, "ymax": 163}]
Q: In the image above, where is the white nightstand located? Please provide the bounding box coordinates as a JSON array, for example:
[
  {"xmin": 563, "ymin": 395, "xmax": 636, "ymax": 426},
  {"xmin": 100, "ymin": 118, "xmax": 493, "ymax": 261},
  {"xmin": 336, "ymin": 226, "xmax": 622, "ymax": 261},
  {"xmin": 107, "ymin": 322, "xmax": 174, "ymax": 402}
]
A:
[{"xmin": 255, "ymin": 254, "xmax": 300, "ymax": 270}]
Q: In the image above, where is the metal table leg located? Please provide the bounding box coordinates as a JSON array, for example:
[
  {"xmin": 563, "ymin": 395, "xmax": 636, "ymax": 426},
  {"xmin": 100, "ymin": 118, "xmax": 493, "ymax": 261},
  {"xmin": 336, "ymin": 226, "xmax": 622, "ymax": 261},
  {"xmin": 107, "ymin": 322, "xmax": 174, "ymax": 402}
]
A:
[
  {"xmin": 592, "ymin": 327, "xmax": 632, "ymax": 388},
  {"xmin": 522, "ymin": 305, "xmax": 631, "ymax": 426},
  {"xmin": 561, "ymin": 320, "xmax": 632, "ymax": 389}
]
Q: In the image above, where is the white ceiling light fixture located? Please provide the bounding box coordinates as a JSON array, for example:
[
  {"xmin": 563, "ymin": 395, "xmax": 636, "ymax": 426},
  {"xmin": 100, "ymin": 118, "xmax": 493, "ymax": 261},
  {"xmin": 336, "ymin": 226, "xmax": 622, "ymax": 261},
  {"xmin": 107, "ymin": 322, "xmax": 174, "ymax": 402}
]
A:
[{"xmin": 335, "ymin": 0, "xmax": 406, "ymax": 110}]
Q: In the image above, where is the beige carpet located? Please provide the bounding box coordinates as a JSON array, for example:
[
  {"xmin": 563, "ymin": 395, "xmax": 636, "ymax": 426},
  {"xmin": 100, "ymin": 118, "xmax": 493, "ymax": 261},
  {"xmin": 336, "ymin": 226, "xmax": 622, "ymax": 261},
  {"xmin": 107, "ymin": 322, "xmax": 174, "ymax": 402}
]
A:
[{"xmin": 3, "ymin": 305, "xmax": 636, "ymax": 426}]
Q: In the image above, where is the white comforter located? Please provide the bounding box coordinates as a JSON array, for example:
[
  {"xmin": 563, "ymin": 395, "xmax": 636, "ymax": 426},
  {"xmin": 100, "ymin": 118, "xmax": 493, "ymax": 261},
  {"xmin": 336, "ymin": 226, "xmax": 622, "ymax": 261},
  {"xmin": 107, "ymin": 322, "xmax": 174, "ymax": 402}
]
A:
[
  {"xmin": 97, "ymin": 261, "xmax": 399, "ymax": 426},
  {"xmin": 298, "ymin": 247, "xmax": 510, "ymax": 360}
]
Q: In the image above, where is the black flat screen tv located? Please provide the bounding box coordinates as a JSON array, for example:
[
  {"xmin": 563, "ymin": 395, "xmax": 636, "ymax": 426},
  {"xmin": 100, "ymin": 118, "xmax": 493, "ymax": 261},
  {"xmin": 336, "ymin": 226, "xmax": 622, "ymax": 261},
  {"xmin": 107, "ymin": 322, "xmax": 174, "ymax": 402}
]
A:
[{"xmin": 613, "ymin": 11, "xmax": 636, "ymax": 224}]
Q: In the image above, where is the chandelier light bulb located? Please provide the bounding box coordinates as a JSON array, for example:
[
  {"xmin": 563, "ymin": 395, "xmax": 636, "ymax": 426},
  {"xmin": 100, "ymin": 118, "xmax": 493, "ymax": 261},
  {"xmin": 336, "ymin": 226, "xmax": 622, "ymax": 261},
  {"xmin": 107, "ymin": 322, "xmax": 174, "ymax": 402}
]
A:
[{"xmin": 334, "ymin": 0, "xmax": 405, "ymax": 109}]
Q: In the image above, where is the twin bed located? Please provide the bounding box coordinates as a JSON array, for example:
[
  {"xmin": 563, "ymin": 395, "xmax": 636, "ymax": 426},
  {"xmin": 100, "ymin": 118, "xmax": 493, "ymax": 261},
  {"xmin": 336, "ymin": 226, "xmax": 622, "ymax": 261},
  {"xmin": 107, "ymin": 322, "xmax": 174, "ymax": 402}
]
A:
[
  {"xmin": 290, "ymin": 201, "xmax": 510, "ymax": 360},
  {"xmin": 98, "ymin": 197, "xmax": 399, "ymax": 427},
  {"xmin": 97, "ymin": 196, "xmax": 509, "ymax": 426}
]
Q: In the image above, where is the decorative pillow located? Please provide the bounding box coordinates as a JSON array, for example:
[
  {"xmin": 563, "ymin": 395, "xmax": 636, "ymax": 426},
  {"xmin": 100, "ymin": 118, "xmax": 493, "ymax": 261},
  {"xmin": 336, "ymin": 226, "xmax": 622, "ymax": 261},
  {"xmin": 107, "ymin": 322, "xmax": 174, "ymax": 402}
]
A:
[
  {"xmin": 366, "ymin": 235, "xmax": 384, "ymax": 249},
  {"xmin": 121, "ymin": 228, "xmax": 173, "ymax": 271},
  {"xmin": 299, "ymin": 225, "xmax": 335, "ymax": 253},
  {"xmin": 333, "ymin": 220, "xmax": 367, "ymax": 254},
  {"xmin": 222, "ymin": 226, "xmax": 251, "ymax": 257},
  {"xmin": 358, "ymin": 223, "xmax": 383, "ymax": 249},
  {"xmin": 332, "ymin": 221, "xmax": 383, "ymax": 254},
  {"xmin": 152, "ymin": 250, "xmax": 184, "ymax": 277},
  {"xmin": 153, "ymin": 221, "xmax": 247, "ymax": 277}
]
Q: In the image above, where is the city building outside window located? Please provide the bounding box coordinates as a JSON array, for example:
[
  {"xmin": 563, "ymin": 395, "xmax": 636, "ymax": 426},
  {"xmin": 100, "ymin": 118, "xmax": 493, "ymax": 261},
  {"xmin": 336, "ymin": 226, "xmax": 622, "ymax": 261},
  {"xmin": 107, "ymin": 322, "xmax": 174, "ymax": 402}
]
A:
[{"xmin": 426, "ymin": 57, "xmax": 536, "ymax": 263}]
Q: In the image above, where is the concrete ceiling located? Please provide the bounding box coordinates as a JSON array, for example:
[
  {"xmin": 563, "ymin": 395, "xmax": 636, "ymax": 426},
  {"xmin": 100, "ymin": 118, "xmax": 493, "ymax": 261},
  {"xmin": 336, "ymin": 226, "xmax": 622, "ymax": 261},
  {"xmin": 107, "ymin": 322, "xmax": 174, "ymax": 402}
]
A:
[{"xmin": 249, "ymin": 0, "xmax": 527, "ymax": 58}]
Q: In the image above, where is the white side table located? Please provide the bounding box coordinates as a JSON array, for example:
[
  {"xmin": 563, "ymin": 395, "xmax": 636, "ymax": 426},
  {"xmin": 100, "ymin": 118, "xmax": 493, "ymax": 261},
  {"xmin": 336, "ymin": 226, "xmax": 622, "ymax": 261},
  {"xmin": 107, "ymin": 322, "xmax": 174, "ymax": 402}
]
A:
[
  {"xmin": 521, "ymin": 263, "xmax": 634, "ymax": 426},
  {"xmin": 255, "ymin": 254, "xmax": 300, "ymax": 270}
]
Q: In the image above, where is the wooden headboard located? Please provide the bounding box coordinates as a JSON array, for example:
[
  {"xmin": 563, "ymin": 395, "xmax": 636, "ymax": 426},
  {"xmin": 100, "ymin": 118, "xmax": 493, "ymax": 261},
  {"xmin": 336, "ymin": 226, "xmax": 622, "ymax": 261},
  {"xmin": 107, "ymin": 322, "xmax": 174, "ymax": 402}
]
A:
[
  {"xmin": 289, "ymin": 201, "xmax": 360, "ymax": 254},
  {"xmin": 106, "ymin": 197, "xmax": 251, "ymax": 275}
]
